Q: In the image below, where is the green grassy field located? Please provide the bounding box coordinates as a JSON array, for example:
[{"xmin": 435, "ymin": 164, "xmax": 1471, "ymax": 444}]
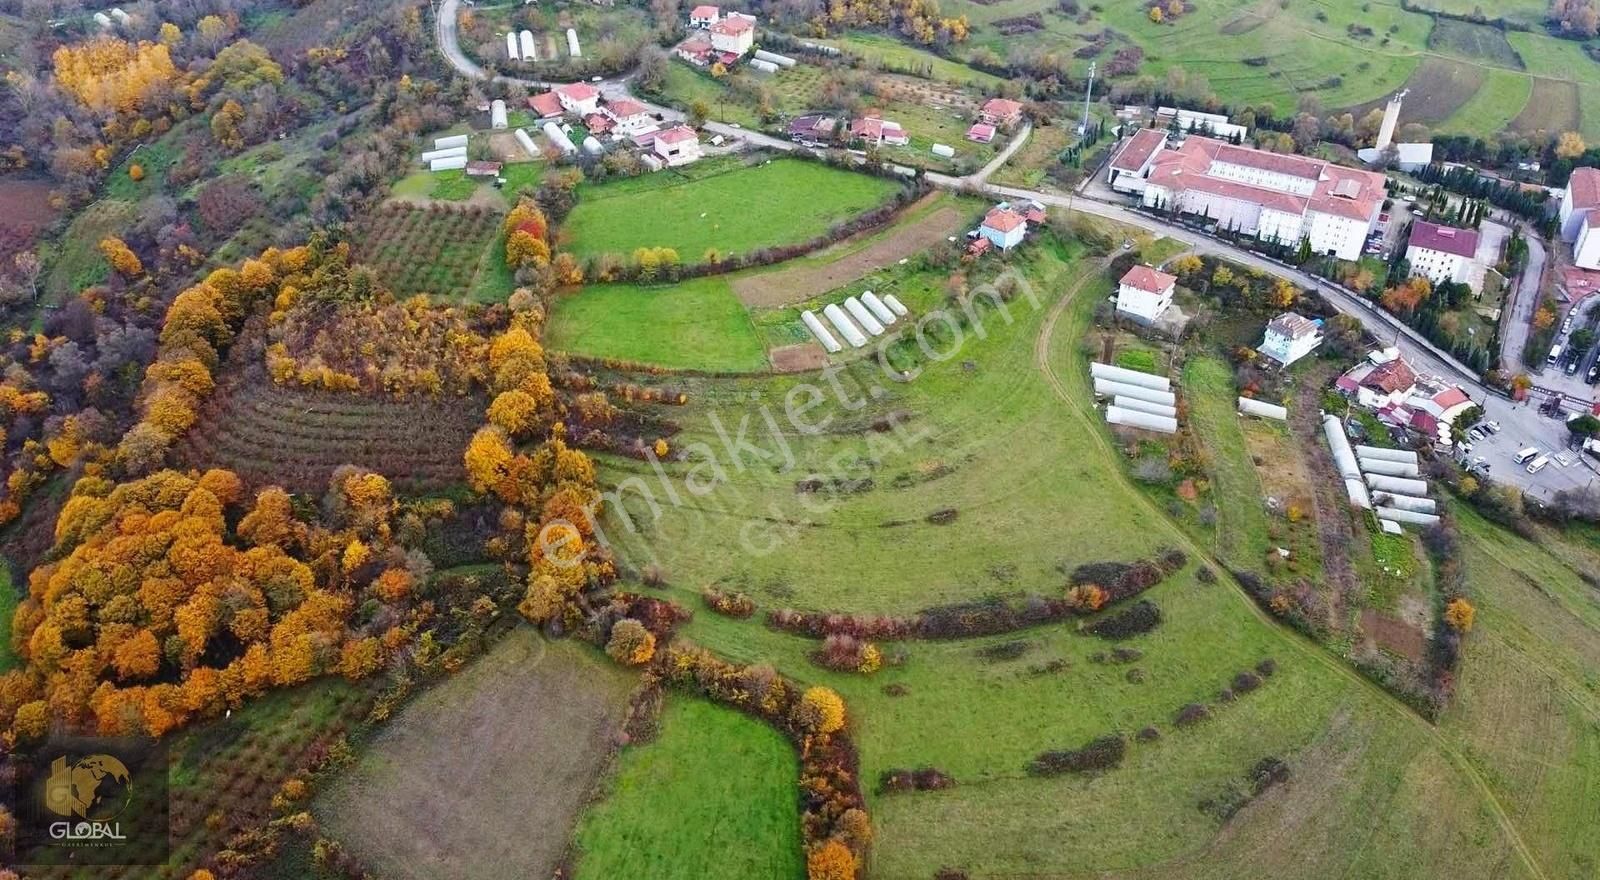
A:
[
  {"xmin": 1184, "ymin": 356, "xmax": 1273, "ymax": 567},
  {"xmin": 817, "ymin": 32, "xmax": 1004, "ymax": 88},
  {"xmin": 546, "ymin": 276, "xmax": 769, "ymax": 372},
  {"xmin": 561, "ymin": 158, "xmax": 902, "ymax": 261},
  {"xmin": 0, "ymin": 562, "xmax": 15, "ymax": 672},
  {"xmin": 572, "ymin": 697, "xmax": 803, "ymax": 880},
  {"xmin": 585, "ymin": 232, "xmax": 1538, "ymax": 877}
]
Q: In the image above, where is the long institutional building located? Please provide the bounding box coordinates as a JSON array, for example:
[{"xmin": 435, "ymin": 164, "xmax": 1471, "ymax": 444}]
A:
[{"xmin": 1110, "ymin": 131, "xmax": 1388, "ymax": 261}]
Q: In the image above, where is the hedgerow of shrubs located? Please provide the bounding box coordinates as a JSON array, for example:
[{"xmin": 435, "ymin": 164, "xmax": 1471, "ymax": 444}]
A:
[
  {"xmin": 1026, "ymin": 734, "xmax": 1127, "ymax": 777},
  {"xmin": 767, "ymin": 550, "xmax": 1187, "ymax": 641},
  {"xmin": 812, "ymin": 634, "xmax": 883, "ymax": 674},
  {"xmin": 702, "ymin": 586, "xmax": 756, "ymax": 618},
  {"xmin": 1086, "ymin": 600, "xmax": 1162, "ymax": 640},
  {"xmin": 877, "ymin": 767, "xmax": 956, "ymax": 795}
]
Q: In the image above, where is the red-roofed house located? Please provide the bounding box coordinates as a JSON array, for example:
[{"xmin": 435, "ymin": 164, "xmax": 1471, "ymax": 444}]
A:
[
  {"xmin": 584, "ymin": 113, "xmax": 614, "ymax": 135},
  {"xmin": 1117, "ymin": 265, "xmax": 1178, "ymax": 323},
  {"xmin": 709, "ymin": 15, "xmax": 755, "ymax": 56},
  {"xmin": 653, "ymin": 125, "xmax": 702, "ymax": 166},
  {"xmin": 553, "ymin": 82, "xmax": 601, "ymax": 115},
  {"xmin": 466, "ymin": 161, "xmax": 502, "ymax": 178},
  {"xmin": 1106, "ymin": 128, "xmax": 1168, "ymax": 194},
  {"xmin": 1336, "ymin": 357, "xmax": 1419, "ymax": 409},
  {"xmin": 1561, "ymin": 167, "xmax": 1600, "ymax": 269},
  {"xmin": 1405, "ymin": 220, "xmax": 1479, "ymax": 288},
  {"xmin": 527, "ymin": 92, "xmax": 564, "ymax": 119},
  {"xmin": 979, "ymin": 97, "xmax": 1024, "ymax": 128},
  {"xmin": 851, "ymin": 115, "xmax": 909, "ymax": 146},
  {"xmin": 602, "ymin": 98, "xmax": 658, "ymax": 137},
  {"xmin": 966, "ymin": 122, "xmax": 996, "ymax": 144},
  {"xmin": 675, "ymin": 31, "xmax": 714, "ymax": 65},
  {"xmin": 690, "ymin": 4, "xmax": 720, "ymax": 27},
  {"xmin": 979, "ymin": 207, "xmax": 1027, "ymax": 251},
  {"xmin": 1138, "ymin": 136, "xmax": 1386, "ymax": 260}
]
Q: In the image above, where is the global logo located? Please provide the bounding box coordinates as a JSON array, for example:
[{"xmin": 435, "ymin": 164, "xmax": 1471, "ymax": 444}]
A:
[{"xmin": 42, "ymin": 753, "xmax": 134, "ymax": 830}]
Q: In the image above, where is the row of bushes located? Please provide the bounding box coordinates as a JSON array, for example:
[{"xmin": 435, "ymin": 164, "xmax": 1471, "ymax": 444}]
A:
[
  {"xmin": 1174, "ymin": 660, "xmax": 1277, "ymax": 728},
  {"xmin": 767, "ymin": 550, "xmax": 1188, "ymax": 641},
  {"xmin": 1026, "ymin": 733, "xmax": 1126, "ymax": 777},
  {"xmin": 1086, "ymin": 600, "xmax": 1162, "ymax": 640},
  {"xmin": 1197, "ymin": 755, "xmax": 1291, "ymax": 823},
  {"xmin": 702, "ymin": 587, "xmax": 756, "ymax": 618},
  {"xmin": 877, "ymin": 766, "xmax": 956, "ymax": 795}
]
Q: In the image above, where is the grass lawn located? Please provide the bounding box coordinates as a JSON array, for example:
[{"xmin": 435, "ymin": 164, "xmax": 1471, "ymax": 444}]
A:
[
  {"xmin": 572, "ymin": 697, "xmax": 802, "ymax": 880},
  {"xmin": 0, "ymin": 562, "xmax": 15, "ymax": 672},
  {"xmin": 583, "ymin": 234, "xmax": 1535, "ymax": 876},
  {"xmin": 653, "ymin": 64, "xmax": 762, "ymax": 128},
  {"xmin": 546, "ymin": 276, "xmax": 769, "ymax": 372},
  {"xmin": 561, "ymin": 158, "xmax": 902, "ymax": 261},
  {"xmin": 1440, "ymin": 68, "xmax": 1533, "ymax": 138},
  {"xmin": 818, "ymin": 32, "xmax": 1004, "ymax": 88},
  {"xmin": 1184, "ymin": 356, "xmax": 1273, "ymax": 567},
  {"xmin": 41, "ymin": 199, "xmax": 139, "ymax": 305}
]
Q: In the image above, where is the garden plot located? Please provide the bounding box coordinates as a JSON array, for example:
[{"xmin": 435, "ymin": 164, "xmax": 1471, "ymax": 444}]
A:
[
  {"xmin": 317, "ymin": 632, "xmax": 637, "ymax": 880},
  {"xmin": 352, "ymin": 201, "xmax": 505, "ymax": 299}
]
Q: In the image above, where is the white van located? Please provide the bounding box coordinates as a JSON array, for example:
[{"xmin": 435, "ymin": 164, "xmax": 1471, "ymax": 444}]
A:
[
  {"xmin": 1527, "ymin": 455, "xmax": 1551, "ymax": 474},
  {"xmin": 1513, "ymin": 447, "xmax": 1540, "ymax": 465}
]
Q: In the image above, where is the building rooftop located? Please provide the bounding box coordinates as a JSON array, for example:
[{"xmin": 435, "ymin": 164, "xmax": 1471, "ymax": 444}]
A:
[
  {"xmin": 1267, "ymin": 312, "xmax": 1320, "ymax": 339},
  {"xmin": 1110, "ymin": 127, "xmax": 1167, "ymax": 173},
  {"xmin": 1570, "ymin": 166, "xmax": 1600, "ymax": 211},
  {"xmin": 966, "ymin": 123, "xmax": 996, "ymax": 141},
  {"xmin": 981, "ymin": 97, "xmax": 1023, "ymax": 119},
  {"xmin": 605, "ymin": 98, "xmax": 650, "ymax": 119},
  {"xmin": 690, "ymin": 4, "xmax": 719, "ymax": 16},
  {"xmin": 655, "ymin": 125, "xmax": 698, "ymax": 145},
  {"xmin": 528, "ymin": 92, "xmax": 564, "ymax": 117},
  {"xmin": 983, "ymin": 207, "xmax": 1027, "ymax": 234},
  {"xmin": 554, "ymin": 82, "xmax": 600, "ymax": 101},
  {"xmin": 711, "ymin": 15, "xmax": 754, "ymax": 35},
  {"xmin": 1409, "ymin": 220, "xmax": 1479, "ymax": 259},
  {"xmin": 1120, "ymin": 264, "xmax": 1177, "ymax": 293},
  {"xmin": 1145, "ymin": 136, "xmax": 1386, "ymax": 222}
]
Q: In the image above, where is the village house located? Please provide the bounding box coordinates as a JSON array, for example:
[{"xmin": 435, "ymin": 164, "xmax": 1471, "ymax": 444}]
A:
[
  {"xmin": 465, "ymin": 161, "xmax": 502, "ymax": 178},
  {"xmin": 966, "ymin": 122, "xmax": 996, "ymax": 144},
  {"xmin": 1138, "ymin": 135, "xmax": 1387, "ymax": 261},
  {"xmin": 851, "ymin": 114, "xmax": 908, "ymax": 146},
  {"xmin": 583, "ymin": 113, "xmax": 614, "ymax": 136},
  {"xmin": 553, "ymin": 82, "xmax": 600, "ymax": 116},
  {"xmin": 978, "ymin": 97, "xmax": 1024, "ymax": 128},
  {"xmin": 709, "ymin": 14, "xmax": 755, "ymax": 57},
  {"xmin": 978, "ymin": 206, "xmax": 1028, "ymax": 251},
  {"xmin": 1106, "ymin": 128, "xmax": 1168, "ymax": 194},
  {"xmin": 788, "ymin": 114, "xmax": 836, "ymax": 145},
  {"xmin": 527, "ymin": 92, "xmax": 564, "ymax": 120},
  {"xmin": 1336, "ymin": 350, "xmax": 1418, "ymax": 409},
  {"xmin": 1258, "ymin": 311, "xmax": 1323, "ymax": 366},
  {"xmin": 652, "ymin": 125, "xmax": 703, "ymax": 166},
  {"xmin": 1560, "ymin": 166, "xmax": 1600, "ymax": 270},
  {"xmin": 689, "ymin": 4, "xmax": 719, "ymax": 27},
  {"xmin": 602, "ymin": 98, "xmax": 658, "ymax": 138},
  {"xmin": 1116, "ymin": 265, "xmax": 1177, "ymax": 324},
  {"xmin": 1405, "ymin": 220, "xmax": 1478, "ymax": 289}
]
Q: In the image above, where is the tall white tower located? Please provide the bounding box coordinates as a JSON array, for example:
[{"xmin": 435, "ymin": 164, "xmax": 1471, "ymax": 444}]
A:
[{"xmin": 1375, "ymin": 89, "xmax": 1407, "ymax": 151}]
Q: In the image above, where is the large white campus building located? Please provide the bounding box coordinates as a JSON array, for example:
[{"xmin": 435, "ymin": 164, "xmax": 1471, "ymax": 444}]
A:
[
  {"xmin": 1131, "ymin": 135, "xmax": 1388, "ymax": 261},
  {"xmin": 1560, "ymin": 166, "xmax": 1600, "ymax": 270}
]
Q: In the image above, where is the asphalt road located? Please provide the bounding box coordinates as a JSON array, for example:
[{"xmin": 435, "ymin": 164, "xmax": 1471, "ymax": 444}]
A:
[
  {"xmin": 430, "ymin": 8, "xmax": 1595, "ymax": 499},
  {"xmin": 1499, "ymin": 219, "xmax": 1547, "ymax": 374}
]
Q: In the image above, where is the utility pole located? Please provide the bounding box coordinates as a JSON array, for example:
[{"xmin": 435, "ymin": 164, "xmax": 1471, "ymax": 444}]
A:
[{"xmin": 1079, "ymin": 60, "xmax": 1096, "ymax": 139}]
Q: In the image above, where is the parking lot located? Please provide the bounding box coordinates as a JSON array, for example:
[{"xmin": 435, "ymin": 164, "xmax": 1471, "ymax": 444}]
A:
[{"xmin": 1454, "ymin": 394, "xmax": 1598, "ymax": 500}]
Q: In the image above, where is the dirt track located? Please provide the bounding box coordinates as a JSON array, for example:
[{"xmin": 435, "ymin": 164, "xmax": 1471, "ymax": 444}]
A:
[{"xmin": 732, "ymin": 201, "xmax": 963, "ymax": 308}]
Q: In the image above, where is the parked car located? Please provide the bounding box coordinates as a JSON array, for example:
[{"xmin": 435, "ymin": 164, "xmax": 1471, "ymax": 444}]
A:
[{"xmin": 1483, "ymin": 421, "xmax": 1501, "ymax": 434}]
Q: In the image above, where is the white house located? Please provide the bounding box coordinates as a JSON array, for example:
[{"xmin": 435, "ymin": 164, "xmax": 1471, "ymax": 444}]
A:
[
  {"xmin": 602, "ymin": 98, "xmax": 658, "ymax": 138},
  {"xmin": 1116, "ymin": 265, "xmax": 1177, "ymax": 324},
  {"xmin": 850, "ymin": 115, "xmax": 908, "ymax": 146},
  {"xmin": 1139, "ymin": 136, "xmax": 1387, "ymax": 261},
  {"xmin": 979, "ymin": 207, "xmax": 1027, "ymax": 251},
  {"xmin": 689, "ymin": 4, "xmax": 719, "ymax": 27},
  {"xmin": 1405, "ymin": 220, "xmax": 1478, "ymax": 289},
  {"xmin": 653, "ymin": 125, "xmax": 702, "ymax": 166},
  {"xmin": 1106, "ymin": 127, "xmax": 1167, "ymax": 194},
  {"xmin": 709, "ymin": 15, "xmax": 755, "ymax": 57},
  {"xmin": 553, "ymin": 82, "xmax": 601, "ymax": 116},
  {"xmin": 1561, "ymin": 167, "xmax": 1600, "ymax": 270},
  {"xmin": 1258, "ymin": 311, "xmax": 1323, "ymax": 366}
]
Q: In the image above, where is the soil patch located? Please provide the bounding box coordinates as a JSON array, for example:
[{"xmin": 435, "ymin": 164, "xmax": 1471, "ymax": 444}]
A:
[
  {"xmin": 733, "ymin": 200, "xmax": 961, "ymax": 307},
  {"xmin": 316, "ymin": 632, "xmax": 637, "ymax": 880},
  {"xmin": 1360, "ymin": 608, "xmax": 1427, "ymax": 661},
  {"xmin": 1512, "ymin": 77, "xmax": 1580, "ymax": 135},
  {"xmin": 770, "ymin": 342, "xmax": 828, "ymax": 372}
]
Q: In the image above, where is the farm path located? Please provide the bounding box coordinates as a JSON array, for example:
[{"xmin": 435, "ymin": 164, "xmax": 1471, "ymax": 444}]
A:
[
  {"xmin": 1285, "ymin": 368, "xmax": 1361, "ymax": 628},
  {"xmin": 1033, "ymin": 255, "xmax": 1551, "ymax": 880}
]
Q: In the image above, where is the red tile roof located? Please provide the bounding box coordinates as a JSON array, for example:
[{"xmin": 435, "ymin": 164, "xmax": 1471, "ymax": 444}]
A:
[
  {"xmin": 1120, "ymin": 265, "xmax": 1177, "ymax": 293},
  {"xmin": 981, "ymin": 97, "xmax": 1023, "ymax": 120},
  {"xmin": 655, "ymin": 125, "xmax": 697, "ymax": 145},
  {"xmin": 711, "ymin": 16, "xmax": 753, "ymax": 35},
  {"xmin": 584, "ymin": 113, "xmax": 613, "ymax": 133},
  {"xmin": 691, "ymin": 4, "xmax": 719, "ymax": 17},
  {"xmin": 966, "ymin": 123, "xmax": 995, "ymax": 142},
  {"xmin": 528, "ymin": 92, "xmax": 564, "ymax": 117},
  {"xmin": 851, "ymin": 115, "xmax": 905, "ymax": 141},
  {"xmin": 1110, "ymin": 127, "xmax": 1166, "ymax": 172},
  {"xmin": 983, "ymin": 207, "xmax": 1026, "ymax": 233},
  {"xmin": 1408, "ymin": 220, "xmax": 1479, "ymax": 259},
  {"xmin": 1560, "ymin": 265, "xmax": 1600, "ymax": 303},
  {"xmin": 555, "ymin": 82, "xmax": 600, "ymax": 102},
  {"xmin": 1364, "ymin": 359, "xmax": 1417, "ymax": 394},
  {"xmin": 605, "ymin": 98, "xmax": 649, "ymax": 119},
  {"xmin": 1570, "ymin": 167, "xmax": 1600, "ymax": 211},
  {"xmin": 1145, "ymin": 136, "xmax": 1385, "ymax": 223},
  {"xmin": 1428, "ymin": 386, "xmax": 1470, "ymax": 410},
  {"xmin": 1215, "ymin": 142, "xmax": 1324, "ymax": 180}
]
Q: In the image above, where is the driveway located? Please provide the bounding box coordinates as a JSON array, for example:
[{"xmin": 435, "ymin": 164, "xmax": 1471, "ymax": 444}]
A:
[{"xmin": 1499, "ymin": 219, "xmax": 1547, "ymax": 373}]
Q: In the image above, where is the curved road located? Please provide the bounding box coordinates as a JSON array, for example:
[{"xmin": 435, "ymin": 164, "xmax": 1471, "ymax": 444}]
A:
[{"xmin": 431, "ymin": 0, "xmax": 1584, "ymax": 496}]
